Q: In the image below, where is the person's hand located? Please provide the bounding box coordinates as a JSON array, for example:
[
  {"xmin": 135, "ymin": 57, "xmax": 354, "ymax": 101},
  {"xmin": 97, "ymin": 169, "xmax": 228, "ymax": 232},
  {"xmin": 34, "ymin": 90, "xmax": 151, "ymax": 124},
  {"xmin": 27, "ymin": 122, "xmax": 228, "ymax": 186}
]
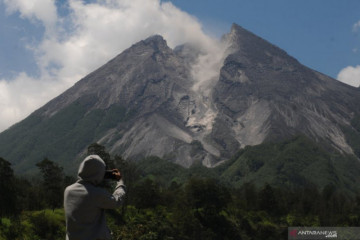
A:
[{"xmin": 112, "ymin": 169, "xmax": 122, "ymax": 181}]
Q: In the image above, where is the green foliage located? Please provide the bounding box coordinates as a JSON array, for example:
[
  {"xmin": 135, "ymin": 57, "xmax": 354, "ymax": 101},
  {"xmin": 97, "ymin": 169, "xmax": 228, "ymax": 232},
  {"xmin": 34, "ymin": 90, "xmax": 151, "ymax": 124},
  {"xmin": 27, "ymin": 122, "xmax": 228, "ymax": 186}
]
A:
[
  {"xmin": 0, "ymin": 218, "xmax": 18, "ymax": 240},
  {"xmin": 3, "ymin": 139, "xmax": 360, "ymax": 239},
  {"xmin": 0, "ymin": 158, "xmax": 17, "ymax": 217},
  {"xmin": 136, "ymin": 156, "xmax": 220, "ymax": 187},
  {"xmin": 219, "ymin": 135, "xmax": 360, "ymax": 194},
  {"xmin": 258, "ymin": 184, "xmax": 279, "ymax": 216},
  {"xmin": 105, "ymin": 177, "xmax": 360, "ymax": 240},
  {"xmin": 188, "ymin": 161, "xmax": 219, "ymax": 180},
  {"xmin": 2, "ymin": 168, "xmax": 360, "ymax": 239},
  {"xmin": 15, "ymin": 177, "xmax": 48, "ymax": 211},
  {"xmin": 137, "ymin": 156, "xmax": 187, "ymax": 186},
  {"xmin": 21, "ymin": 209, "xmax": 65, "ymax": 240},
  {"xmin": 110, "ymin": 206, "xmax": 176, "ymax": 240},
  {"xmin": 36, "ymin": 158, "xmax": 65, "ymax": 209},
  {"xmin": 87, "ymin": 142, "xmax": 114, "ymax": 168},
  {"xmin": 131, "ymin": 179, "xmax": 162, "ymax": 209},
  {"xmin": 185, "ymin": 178, "xmax": 230, "ymax": 212},
  {"xmin": 0, "ymin": 209, "xmax": 65, "ymax": 240}
]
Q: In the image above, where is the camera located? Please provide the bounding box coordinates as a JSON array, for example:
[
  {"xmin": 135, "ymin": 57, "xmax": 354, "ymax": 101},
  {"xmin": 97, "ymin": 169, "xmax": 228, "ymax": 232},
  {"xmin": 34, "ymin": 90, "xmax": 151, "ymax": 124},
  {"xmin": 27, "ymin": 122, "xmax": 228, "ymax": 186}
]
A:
[{"xmin": 104, "ymin": 170, "xmax": 117, "ymax": 180}]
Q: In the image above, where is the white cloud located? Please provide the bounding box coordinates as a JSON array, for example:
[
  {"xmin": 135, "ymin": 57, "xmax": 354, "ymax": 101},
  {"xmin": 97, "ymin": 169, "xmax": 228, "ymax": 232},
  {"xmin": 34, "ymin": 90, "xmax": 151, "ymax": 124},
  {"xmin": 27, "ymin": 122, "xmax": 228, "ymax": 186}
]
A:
[
  {"xmin": 0, "ymin": 72, "xmax": 69, "ymax": 131},
  {"xmin": 0, "ymin": 0, "xmax": 222, "ymax": 132},
  {"xmin": 3, "ymin": 0, "xmax": 57, "ymax": 30},
  {"xmin": 353, "ymin": 20, "xmax": 360, "ymax": 32},
  {"xmin": 338, "ymin": 20, "xmax": 360, "ymax": 87},
  {"xmin": 337, "ymin": 65, "xmax": 360, "ymax": 87}
]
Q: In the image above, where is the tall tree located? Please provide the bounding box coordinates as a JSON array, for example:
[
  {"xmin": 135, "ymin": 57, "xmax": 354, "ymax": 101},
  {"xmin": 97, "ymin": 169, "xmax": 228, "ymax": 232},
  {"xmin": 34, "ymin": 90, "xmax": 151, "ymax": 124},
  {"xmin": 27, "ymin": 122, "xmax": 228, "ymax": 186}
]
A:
[
  {"xmin": 36, "ymin": 158, "xmax": 64, "ymax": 210},
  {"xmin": 87, "ymin": 143, "xmax": 114, "ymax": 169},
  {"xmin": 113, "ymin": 154, "xmax": 139, "ymax": 213},
  {"xmin": 0, "ymin": 157, "xmax": 17, "ymax": 216},
  {"xmin": 258, "ymin": 183, "xmax": 279, "ymax": 216}
]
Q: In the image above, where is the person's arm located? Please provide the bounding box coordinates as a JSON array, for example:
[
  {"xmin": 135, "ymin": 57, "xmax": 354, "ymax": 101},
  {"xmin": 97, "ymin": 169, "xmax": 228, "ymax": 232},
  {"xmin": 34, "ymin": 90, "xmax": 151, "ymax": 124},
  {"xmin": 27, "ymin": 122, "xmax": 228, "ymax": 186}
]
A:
[
  {"xmin": 95, "ymin": 169, "xmax": 126, "ymax": 209},
  {"xmin": 111, "ymin": 169, "xmax": 126, "ymax": 203},
  {"xmin": 112, "ymin": 178, "xmax": 126, "ymax": 203}
]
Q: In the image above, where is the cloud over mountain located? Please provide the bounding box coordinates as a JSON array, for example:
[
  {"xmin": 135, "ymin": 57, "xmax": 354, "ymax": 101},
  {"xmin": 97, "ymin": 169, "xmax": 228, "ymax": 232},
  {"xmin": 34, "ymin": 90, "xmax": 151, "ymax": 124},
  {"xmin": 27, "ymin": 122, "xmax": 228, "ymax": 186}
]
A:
[
  {"xmin": 0, "ymin": 0, "xmax": 221, "ymax": 132},
  {"xmin": 335, "ymin": 20, "xmax": 360, "ymax": 88},
  {"xmin": 337, "ymin": 65, "xmax": 360, "ymax": 87}
]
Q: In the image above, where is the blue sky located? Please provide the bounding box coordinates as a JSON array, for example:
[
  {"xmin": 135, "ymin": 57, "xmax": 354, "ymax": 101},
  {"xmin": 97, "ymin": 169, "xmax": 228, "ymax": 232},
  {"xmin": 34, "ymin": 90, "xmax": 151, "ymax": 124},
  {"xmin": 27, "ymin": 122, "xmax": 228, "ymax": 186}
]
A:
[
  {"xmin": 170, "ymin": 0, "xmax": 360, "ymax": 79},
  {"xmin": 0, "ymin": 0, "xmax": 359, "ymax": 132}
]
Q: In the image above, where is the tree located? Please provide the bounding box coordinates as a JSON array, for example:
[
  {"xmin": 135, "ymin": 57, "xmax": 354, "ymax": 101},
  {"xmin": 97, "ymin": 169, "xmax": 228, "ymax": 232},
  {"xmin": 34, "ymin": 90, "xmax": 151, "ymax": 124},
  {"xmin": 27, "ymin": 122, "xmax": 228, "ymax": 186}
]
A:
[
  {"xmin": 113, "ymin": 154, "xmax": 140, "ymax": 212},
  {"xmin": 185, "ymin": 178, "xmax": 230, "ymax": 212},
  {"xmin": 87, "ymin": 143, "xmax": 114, "ymax": 169},
  {"xmin": 0, "ymin": 157, "xmax": 17, "ymax": 216},
  {"xmin": 241, "ymin": 182, "xmax": 258, "ymax": 210},
  {"xmin": 131, "ymin": 179, "xmax": 161, "ymax": 209},
  {"xmin": 36, "ymin": 158, "xmax": 64, "ymax": 210},
  {"xmin": 184, "ymin": 178, "xmax": 240, "ymax": 239},
  {"xmin": 258, "ymin": 184, "xmax": 279, "ymax": 216}
]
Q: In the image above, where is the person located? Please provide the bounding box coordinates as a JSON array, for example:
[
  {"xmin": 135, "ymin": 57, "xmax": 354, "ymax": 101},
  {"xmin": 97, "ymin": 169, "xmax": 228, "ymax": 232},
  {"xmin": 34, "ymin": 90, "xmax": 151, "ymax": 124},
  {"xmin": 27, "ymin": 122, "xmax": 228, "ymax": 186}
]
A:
[{"xmin": 64, "ymin": 155, "xmax": 126, "ymax": 240}]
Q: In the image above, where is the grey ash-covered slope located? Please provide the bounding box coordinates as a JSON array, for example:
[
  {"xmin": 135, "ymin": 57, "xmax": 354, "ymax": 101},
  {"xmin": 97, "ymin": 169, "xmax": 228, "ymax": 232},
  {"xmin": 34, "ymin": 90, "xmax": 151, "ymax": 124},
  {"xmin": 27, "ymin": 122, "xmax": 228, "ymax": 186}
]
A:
[
  {"xmin": 214, "ymin": 24, "xmax": 360, "ymax": 154},
  {"xmin": 0, "ymin": 34, "xmax": 217, "ymax": 173},
  {"xmin": 1, "ymin": 23, "xmax": 360, "ymax": 174}
]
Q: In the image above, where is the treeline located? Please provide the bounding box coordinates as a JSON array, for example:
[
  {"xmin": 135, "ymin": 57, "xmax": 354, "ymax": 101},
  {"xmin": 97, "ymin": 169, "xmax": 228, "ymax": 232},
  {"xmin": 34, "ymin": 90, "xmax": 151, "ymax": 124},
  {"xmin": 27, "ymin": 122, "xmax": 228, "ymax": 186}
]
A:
[
  {"xmin": 108, "ymin": 179, "xmax": 360, "ymax": 240},
  {"xmin": 0, "ymin": 156, "xmax": 68, "ymax": 240},
  {"xmin": 1, "ymin": 143, "xmax": 360, "ymax": 239}
]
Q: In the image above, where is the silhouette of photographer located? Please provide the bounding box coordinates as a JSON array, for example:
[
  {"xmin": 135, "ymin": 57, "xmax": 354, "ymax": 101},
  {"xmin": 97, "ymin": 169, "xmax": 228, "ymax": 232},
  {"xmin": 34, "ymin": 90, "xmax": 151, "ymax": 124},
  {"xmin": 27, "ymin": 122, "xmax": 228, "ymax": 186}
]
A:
[{"xmin": 64, "ymin": 155, "xmax": 126, "ymax": 240}]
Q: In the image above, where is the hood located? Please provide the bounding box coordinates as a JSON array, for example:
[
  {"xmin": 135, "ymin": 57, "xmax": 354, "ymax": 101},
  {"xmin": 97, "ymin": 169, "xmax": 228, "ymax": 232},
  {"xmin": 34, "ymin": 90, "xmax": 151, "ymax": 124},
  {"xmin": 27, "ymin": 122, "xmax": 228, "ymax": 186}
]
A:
[{"xmin": 77, "ymin": 155, "xmax": 106, "ymax": 185}]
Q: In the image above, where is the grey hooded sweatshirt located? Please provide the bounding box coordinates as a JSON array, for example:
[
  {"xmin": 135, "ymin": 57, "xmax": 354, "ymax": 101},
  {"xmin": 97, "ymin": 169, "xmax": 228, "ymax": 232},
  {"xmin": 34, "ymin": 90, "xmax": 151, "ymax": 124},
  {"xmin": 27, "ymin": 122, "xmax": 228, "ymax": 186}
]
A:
[{"xmin": 64, "ymin": 155, "xmax": 126, "ymax": 240}]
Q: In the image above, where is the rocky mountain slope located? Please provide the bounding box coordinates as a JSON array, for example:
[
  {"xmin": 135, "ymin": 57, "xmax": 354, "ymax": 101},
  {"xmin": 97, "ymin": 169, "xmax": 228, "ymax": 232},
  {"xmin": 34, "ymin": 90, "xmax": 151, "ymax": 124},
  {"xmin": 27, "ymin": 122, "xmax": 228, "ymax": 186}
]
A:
[
  {"xmin": 1, "ymin": 23, "xmax": 360, "ymax": 175},
  {"xmin": 215, "ymin": 25, "xmax": 360, "ymax": 155}
]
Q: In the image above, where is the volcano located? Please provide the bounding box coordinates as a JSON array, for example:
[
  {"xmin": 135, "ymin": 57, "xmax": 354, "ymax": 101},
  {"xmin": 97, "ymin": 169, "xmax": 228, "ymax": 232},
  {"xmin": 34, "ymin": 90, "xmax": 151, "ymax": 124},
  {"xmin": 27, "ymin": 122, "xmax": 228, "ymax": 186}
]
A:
[{"xmin": 1, "ymin": 24, "xmax": 360, "ymax": 175}]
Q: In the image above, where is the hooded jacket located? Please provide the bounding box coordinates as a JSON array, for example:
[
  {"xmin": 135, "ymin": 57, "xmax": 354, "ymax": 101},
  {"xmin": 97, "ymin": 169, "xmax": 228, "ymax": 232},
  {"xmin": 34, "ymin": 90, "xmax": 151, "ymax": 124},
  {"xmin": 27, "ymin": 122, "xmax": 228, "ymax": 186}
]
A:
[{"xmin": 64, "ymin": 155, "xmax": 126, "ymax": 240}]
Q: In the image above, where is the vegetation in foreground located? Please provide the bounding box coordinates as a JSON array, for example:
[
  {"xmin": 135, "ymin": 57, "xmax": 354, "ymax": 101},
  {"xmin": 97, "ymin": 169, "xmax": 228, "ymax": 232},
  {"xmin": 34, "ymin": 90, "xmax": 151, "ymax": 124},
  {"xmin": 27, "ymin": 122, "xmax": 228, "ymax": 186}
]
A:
[{"xmin": 1, "ymin": 137, "xmax": 360, "ymax": 239}]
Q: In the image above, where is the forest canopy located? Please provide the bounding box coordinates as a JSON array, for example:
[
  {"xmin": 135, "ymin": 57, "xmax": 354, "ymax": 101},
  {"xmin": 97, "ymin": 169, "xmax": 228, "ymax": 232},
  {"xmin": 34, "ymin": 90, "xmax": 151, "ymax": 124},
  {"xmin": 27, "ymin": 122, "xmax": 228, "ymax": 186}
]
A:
[{"xmin": 1, "ymin": 138, "xmax": 360, "ymax": 240}]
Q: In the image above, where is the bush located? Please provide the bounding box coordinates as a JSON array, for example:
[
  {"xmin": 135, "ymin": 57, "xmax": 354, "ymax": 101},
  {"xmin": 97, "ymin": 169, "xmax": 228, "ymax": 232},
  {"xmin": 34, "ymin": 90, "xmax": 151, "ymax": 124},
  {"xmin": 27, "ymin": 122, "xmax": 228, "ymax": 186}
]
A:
[{"xmin": 21, "ymin": 209, "xmax": 65, "ymax": 240}]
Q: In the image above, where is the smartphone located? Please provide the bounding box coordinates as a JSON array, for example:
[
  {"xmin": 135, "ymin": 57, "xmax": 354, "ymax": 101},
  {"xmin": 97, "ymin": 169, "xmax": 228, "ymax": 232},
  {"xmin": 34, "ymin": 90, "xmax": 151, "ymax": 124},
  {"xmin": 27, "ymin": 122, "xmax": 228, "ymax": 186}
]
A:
[{"xmin": 104, "ymin": 170, "xmax": 117, "ymax": 180}]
